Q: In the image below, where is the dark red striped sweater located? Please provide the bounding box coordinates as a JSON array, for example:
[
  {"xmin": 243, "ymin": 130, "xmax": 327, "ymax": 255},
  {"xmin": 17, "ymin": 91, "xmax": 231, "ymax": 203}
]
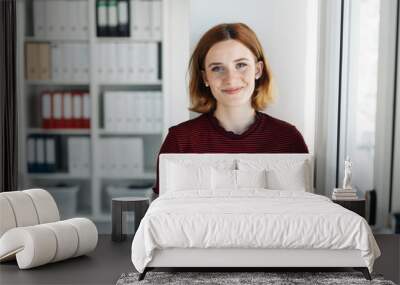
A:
[{"xmin": 153, "ymin": 111, "xmax": 309, "ymax": 193}]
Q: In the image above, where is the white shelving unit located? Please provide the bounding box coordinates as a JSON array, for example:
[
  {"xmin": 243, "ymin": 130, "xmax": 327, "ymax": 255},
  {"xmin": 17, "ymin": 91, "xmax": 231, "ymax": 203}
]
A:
[{"xmin": 16, "ymin": 0, "xmax": 190, "ymax": 230}]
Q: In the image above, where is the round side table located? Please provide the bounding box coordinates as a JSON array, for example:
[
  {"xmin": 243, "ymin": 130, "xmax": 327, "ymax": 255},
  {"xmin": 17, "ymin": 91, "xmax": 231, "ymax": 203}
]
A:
[{"xmin": 111, "ymin": 197, "xmax": 149, "ymax": 242}]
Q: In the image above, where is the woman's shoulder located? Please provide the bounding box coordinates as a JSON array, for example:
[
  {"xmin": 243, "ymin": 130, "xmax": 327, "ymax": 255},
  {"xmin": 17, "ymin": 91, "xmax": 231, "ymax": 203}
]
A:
[
  {"xmin": 168, "ymin": 113, "xmax": 210, "ymax": 134},
  {"xmin": 258, "ymin": 112, "xmax": 297, "ymax": 132},
  {"xmin": 259, "ymin": 112, "xmax": 308, "ymax": 153}
]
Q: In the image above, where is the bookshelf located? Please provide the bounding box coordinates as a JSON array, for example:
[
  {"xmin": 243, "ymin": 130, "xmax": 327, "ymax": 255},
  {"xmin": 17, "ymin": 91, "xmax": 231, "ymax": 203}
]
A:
[{"xmin": 16, "ymin": 0, "xmax": 190, "ymax": 230}]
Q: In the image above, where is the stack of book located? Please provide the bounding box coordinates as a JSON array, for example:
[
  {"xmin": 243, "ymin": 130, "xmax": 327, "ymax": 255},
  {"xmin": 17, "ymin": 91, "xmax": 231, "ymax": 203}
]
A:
[{"xmin": 332, "ymin": 188, "xmax": 358, "ymax": 200}]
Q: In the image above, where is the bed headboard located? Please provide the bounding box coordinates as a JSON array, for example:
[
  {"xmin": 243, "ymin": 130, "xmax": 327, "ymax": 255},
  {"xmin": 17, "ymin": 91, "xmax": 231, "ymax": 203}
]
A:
[{"xmin": 159, "ymin": 153, "xmax": 314, "ymax": 195}]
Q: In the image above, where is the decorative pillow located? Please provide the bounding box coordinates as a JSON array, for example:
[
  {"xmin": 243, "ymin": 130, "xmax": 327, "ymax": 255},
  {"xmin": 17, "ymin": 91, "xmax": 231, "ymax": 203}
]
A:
[
  {"xmin": 265, "ymin": 162, "xmax": 307, "ymax": 191},
  {"xmin": 211, "ymin": 168, "xmax": 237, "ymax": 190},
  {"xmin": 236, "ymin": 169, "xmax": 267, "ymax": 189},
  {"xmin": 237, "ymin": 159, "xmax": 310, "ymax": 192},
  {"xmin": 166, "ymin": 162, "xmax": 212, "ymax": 192}
]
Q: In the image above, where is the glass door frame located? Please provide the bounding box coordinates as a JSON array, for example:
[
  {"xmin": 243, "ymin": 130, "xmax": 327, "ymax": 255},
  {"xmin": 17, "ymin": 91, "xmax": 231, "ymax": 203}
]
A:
[{"xmin": 337, "ymin": 0, "xmax": 398, "ymax": 230}]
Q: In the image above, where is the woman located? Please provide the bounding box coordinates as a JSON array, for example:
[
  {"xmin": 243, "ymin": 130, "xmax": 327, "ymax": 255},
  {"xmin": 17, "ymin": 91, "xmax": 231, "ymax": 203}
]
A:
[{"xmin": 152, "ymin": 23, "xmax": 308, "ymax": 196}]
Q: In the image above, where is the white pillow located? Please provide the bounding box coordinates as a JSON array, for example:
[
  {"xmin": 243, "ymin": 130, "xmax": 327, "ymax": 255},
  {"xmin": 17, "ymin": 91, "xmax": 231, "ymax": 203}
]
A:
[
  {"xmin": 212, "ymin": 168, "xmax": 237, "ymax": 190},
  {"xmin": 237, "ymin": 169, "xmax": 267, "ymax": 188},
  {"xmin": 166, "ymin": 162, "xmax": 212, "ymax": 192},
  {"xmin": 266, "ymin": 164, "xmax": 307, "ymax": 191},
  {"xmin": 238, "ymin": 159, "xmax": 310, "ymax": 191},
  {"xmin": 211, "ymin": 169, "xmax": 268, "ymax": 190}
]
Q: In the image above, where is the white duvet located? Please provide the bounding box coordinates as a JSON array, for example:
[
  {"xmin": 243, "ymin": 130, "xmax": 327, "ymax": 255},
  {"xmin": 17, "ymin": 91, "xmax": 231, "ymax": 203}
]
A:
[{"xmin": 131, "ymin": 190, "xmax": 380, "ymax": 273}]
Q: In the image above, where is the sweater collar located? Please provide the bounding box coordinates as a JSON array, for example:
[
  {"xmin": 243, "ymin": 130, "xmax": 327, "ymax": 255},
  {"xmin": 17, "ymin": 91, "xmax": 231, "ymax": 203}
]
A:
[{"xmin": 206, "ymin": 110, "xmax": 262, "ymax": 139}]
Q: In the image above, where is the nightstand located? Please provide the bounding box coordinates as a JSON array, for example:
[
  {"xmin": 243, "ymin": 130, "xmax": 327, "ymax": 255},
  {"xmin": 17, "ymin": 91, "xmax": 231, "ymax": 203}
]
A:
[
  {"xmin": 332, "ymin": 198, "xmax": 366, "ymax": 218},
  {"xmin": 111, "ymin": 197, "xmax": 149, "ymax": 242}
]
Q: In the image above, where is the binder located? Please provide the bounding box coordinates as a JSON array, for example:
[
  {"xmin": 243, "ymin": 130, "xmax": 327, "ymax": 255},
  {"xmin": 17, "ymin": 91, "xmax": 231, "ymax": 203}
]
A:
[
  {"xmin": 105, "ymin": 139, "xmax": 113, "ymax": 175},
  {"xmin": 80, "ymin": 137, "xmax": 91, "ymax": 176},
  {"xmin": 38, "ymin": 43, "xmax": 51, "ymax": 80},
  {"xmin": 70, "ymin": 44, "xmax": 88, "ymax": 82},
  {"xmin": 36, "ymin": 137, "xmax": 46, "ymax": 172},
  {"xmin": 150, "ymin": 92, "xmax": 157, "ymax": 131},
  {"xmin": 78, "ymin": 0, "xmax": 89, "ymax": 39},
  {"xmin": 58, "ymin": 0, "xmax": 68, "ymax": 38},
  {"xmin": 157, "ymin": 42, "xmax": 162, "ymax": 80},
  {"xmin": 45, "ymin": 137, "xmax": 57, "ymax": 172},
  {"xmin": 41, "ymin": 92, "xmax": 52, "ymax": 129},
  {"xmin": 142, "ymin": 1, "xmax": 152, "ymax": 38},
  {"xmin": 117, "ymin": 0, "xmax": 130, "ymax": 36},
  {"xmin": 82, "ymin": 92, "xmax": 90, "ymax": 128},
  {"xmin": 141, "ymin": 43, "xmax": 150, "ymax": 81},
  {"xmin": 72, "ymin": 92, "xmax": 82, "ymax": 128},
  {"xmin": 68, "ymin": 137, "xmax": 90, "ymax": 176},
  {"xmin": 64, "ymin": 43, "xmax": 74, "ymax": 81},
  {"xmin": 127, "ymin": 43, "xmax": 136, "ymax": 81},
  {"xmin": 97, "ymin": 0, "xmax": 108, "ymax": 37},
  {"xmin": 98, "ymin": 139, "xmax": 107, "ymax": 175},
  {"xmin": 101, "ymin": 43, "xmax": 109, "ymax": 81},
  {"xmin": 137, "ymin": 92, "xmax": 145, "ymax": 132},
  {"xmin": 46, "ymin": 0, "xmax": 57, "ymax": 39},
  {"xmin": 63, "ymin": 92, "xmax": 73, "ymax": 128},
  {"xmin": 107, "ymin": 43, "xmax": 117, "ymax": 81},
  {"xmin": 27, "ymin": 137, "xmax": 36, "ymax": 173},
  {"xmin": 120, "ymin": 138, "xmax": 130, "ymax": 176},
  {"xmin": 104, "ymin": 91, "xmax": 113, "ymax": 130},
  {"xmin": 126, "ymin": 93, "xmax": 135, "ymax": 131},
  {"xmin": 134, "ymin": 92, "xmax": 142, "ymax": 132},
  {"xmin": 76, "ymin": 43, "xmax": 89, "ymax": 82},
  {"xmin": 143, "ymin": 92, "xmax": 151, "ymax": 131},
  {"xmin": 116, "ymin": 92, "xmax": 124, "ymax": 130},
  {"xmin": 95, "ymin": 43, "xmax": 104, "ymax": 81},
  {"xmin": 151, "ymin": 0, "xmax": 162, "ymax": 40},
  {"xmin": 53, "ymin": 92, "xmax": 63, "ymax": 128},
  {"xmin": 82, "ymin": 44, "xmax": 90, "ymax": 81},
  {"xmin": 108, "ymin": 0, "xmax": 119, "ymax": 36},
  {"xmin": 114, "ymin": 92, "xmax": 123, "ymax": 131},
  {"xmin": 68, "ymin": 1, "xmax": 78, "ymax": 38},
  {"xmin": 116, "ymin": 43, "xmax": 127, "ymax": 81},
  {"xmin": 25, "ymin": 42, "xmax": 39, "ymax": 80},
  {"xmin": 115, "ymin": 138, "xmax": 125, "ymax": 175},
  {"xmin": 51, "ymin": 43, "xmax": 61, "ymax": 81},
  {"xmin": 135, "ymin": 43, "xmax": 145, "ymax": 82},
  {"xmin": 129, "ymin": 138, "xmax": 144, "ymax": 175},
  {"xmin": 68, "ymin": 44, "xmax": 77, "ymax": 82},
  {"xmin": 156, "ymin": 92, "xmax": 163, "ymax": 131},
  {"xmin": 122, "ymin": 92, "xmax": 131, "ymax": 130},
  {"xmin": 59, "ymin": 44, "xmax": 68, "ymax": 81},
  {"xmin": 103, "ymin": 43, "xmax": 112, "ymax": 81},
  {"xmin": 148, "ymin": 42, "xmax": 158, "ymax": 81},
  {"xmin": 131, "ymin": 0, "xmax": 151, "ymax": 40},
  {"xmin": 33, "ymin": 0, "xmax": 46, "ymax": 37}
]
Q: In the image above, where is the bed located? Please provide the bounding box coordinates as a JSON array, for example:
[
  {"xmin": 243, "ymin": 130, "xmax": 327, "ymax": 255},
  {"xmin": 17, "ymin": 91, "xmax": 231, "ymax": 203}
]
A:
[{"xmin": 131, "ymin": 153, "xmax": 381, "ymax": 281}]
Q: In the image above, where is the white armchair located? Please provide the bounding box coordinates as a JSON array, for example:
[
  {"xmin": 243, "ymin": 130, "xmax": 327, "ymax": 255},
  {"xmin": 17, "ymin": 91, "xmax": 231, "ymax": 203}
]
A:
[{"xmin": 0, "ymin": 189, "xmax": 98, "ymax": 269}]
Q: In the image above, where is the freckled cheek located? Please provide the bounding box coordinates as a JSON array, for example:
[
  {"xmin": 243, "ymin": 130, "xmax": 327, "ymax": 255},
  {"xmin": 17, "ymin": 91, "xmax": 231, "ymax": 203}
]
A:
[{"xmin": 209, "ymin": 78, "xmax": 223, "ymax": 89}]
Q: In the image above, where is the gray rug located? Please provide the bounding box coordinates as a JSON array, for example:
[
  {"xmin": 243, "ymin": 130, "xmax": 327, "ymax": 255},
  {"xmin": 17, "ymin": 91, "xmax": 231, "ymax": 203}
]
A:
[{"xmin": 116, "ymin": 271, "xmax": 396, "ymax": 285}]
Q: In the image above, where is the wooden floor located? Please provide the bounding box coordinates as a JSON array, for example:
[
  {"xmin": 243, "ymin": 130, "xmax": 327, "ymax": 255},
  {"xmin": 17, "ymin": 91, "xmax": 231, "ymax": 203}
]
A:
[{"xmin": 0, "ymin": 234, "xmax": 399, "ymax": 285}]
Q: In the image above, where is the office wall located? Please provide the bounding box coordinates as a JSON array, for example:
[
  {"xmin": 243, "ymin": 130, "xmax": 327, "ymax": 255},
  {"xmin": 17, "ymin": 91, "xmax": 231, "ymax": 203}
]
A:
[{"xmin": 189, "ymin": 0, "xmax": 318, "ymax": 152}]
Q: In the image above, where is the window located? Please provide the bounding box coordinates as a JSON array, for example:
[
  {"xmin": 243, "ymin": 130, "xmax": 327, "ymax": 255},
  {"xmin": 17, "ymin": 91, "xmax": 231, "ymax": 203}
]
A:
[{"xmin": 338, "ymin": 0, "xmax": 380, "ymax": 192}]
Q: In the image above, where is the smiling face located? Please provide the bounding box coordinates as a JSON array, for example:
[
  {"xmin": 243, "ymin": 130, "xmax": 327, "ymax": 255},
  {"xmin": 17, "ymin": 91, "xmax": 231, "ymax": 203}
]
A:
[{"xmin": 202, "ymin": 39, "xmax": 263, "ymax": 109}]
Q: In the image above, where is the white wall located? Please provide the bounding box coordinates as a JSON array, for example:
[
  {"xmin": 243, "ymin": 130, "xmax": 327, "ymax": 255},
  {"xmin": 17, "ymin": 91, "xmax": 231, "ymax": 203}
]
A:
[{"xmin": 189, "ymin": 0, "xmax": 318, "ymax": 152}]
